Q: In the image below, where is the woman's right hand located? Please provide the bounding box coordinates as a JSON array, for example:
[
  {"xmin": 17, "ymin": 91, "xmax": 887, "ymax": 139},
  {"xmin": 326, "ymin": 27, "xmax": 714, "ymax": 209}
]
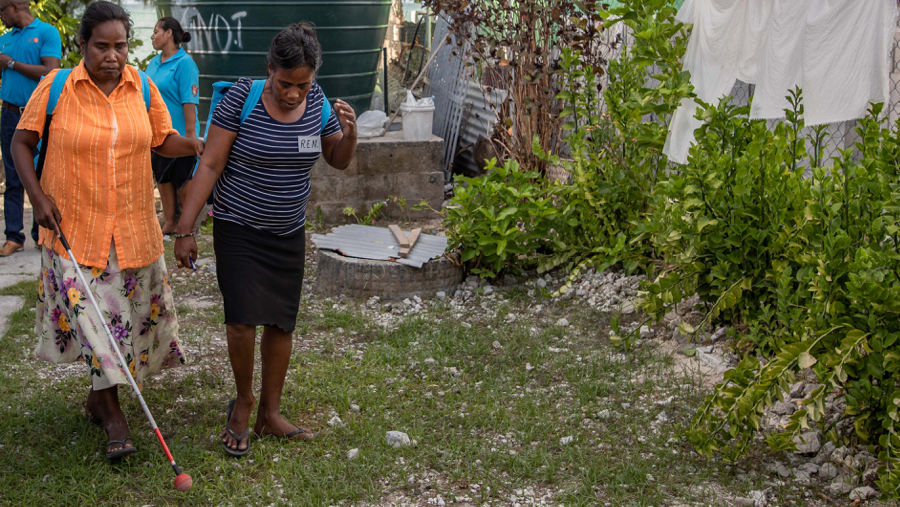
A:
[
  {"xmin": 174, "ymin": 236, "xmax": 198, "ymax": 270},
  {"xmin": 32, "ymin": 194, "xmax": 62, "ymax": 237}
]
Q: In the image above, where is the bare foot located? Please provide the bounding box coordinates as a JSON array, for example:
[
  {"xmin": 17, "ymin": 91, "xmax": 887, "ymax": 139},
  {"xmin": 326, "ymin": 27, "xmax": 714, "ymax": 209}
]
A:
[
  {"xmin": 254, "ymin": 409, "xmax": 315, "ymax": 441},
  {"xmin": 86, "ymin": 389, "xmax": 134, "ymax": 454},
  {"xmin": 221, "ymin": 395, "xmax": 255, "ymax": 452}
]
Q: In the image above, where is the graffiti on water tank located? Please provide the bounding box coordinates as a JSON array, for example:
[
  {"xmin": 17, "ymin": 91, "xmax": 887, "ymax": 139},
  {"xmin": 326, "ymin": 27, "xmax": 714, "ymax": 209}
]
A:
[{"xmin": 172, "ymin": 3, "xmax": 247, "ymax": 54}]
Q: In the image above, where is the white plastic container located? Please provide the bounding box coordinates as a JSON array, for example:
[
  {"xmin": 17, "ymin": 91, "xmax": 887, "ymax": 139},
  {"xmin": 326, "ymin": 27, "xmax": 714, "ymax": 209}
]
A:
[{"xmin": 400, "ymin": 102, "xmax": 435, "ymax": 141}]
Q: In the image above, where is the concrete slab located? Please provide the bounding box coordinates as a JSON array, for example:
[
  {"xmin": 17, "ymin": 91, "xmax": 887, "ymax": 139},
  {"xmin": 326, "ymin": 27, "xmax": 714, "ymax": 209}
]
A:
[
  {"xmin": 0, "ymin": 295, "xmax": 24, "ymax": 336},
  {"xmin": 0, "ymin": 205, "xmax": 41, "ymax": 337},
  {"xmin": 0, "ymin": 208, "xmax": 41, "ymax": 290},
  {"xmin": 310, "ymin": 129, "xmax": 445, "ymax": 221}
]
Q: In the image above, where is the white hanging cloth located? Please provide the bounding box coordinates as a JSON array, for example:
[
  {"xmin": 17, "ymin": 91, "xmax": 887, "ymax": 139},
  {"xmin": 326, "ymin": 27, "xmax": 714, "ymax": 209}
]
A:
[{"xmin": 663, "ymin": 0, "xmax": 898, "ymax": 164}]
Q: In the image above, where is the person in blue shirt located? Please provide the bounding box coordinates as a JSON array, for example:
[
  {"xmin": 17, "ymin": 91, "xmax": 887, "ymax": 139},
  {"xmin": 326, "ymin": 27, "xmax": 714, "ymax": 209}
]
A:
[
  {"xmin": 0, "ymin": 0, "xmax": 61, "ymax": 256},
  {"xmin": 146, "ymin": 17, "xmax": 199, "ymax": 236}
]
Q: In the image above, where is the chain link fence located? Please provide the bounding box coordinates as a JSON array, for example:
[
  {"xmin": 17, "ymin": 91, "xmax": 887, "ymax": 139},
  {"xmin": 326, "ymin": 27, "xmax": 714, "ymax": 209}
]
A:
[
  {"xmin": 127, "ymin": 1, "xmax": 160, "ymax": 69},
  {"xmin": 131, "ymin": 27, "xmax": 157, "ymax": 65}
]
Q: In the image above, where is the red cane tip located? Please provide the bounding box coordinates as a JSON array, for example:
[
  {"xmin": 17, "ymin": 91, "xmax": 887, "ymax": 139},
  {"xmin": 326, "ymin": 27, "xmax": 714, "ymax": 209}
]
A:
[{"xmin": 174, "ymin": 473, "xmax": 193, "ymax": 492}]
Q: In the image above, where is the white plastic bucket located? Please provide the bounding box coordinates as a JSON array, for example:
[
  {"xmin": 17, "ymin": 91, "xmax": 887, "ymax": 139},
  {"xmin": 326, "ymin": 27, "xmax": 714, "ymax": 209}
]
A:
[{"xmin": 400, "ymin": 102, "xmax": 435, "ymax": 141}]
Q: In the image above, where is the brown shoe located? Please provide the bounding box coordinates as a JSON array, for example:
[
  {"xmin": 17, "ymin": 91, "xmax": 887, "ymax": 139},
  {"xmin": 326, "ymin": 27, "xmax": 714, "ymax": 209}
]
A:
[{"xmin": 0, "ymin": 241, "xmax": 24, "ymax": 256}]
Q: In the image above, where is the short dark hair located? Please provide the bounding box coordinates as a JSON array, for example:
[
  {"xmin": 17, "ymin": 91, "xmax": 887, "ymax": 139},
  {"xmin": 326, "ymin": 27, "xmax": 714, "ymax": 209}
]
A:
[
  {"xmin": 157, "ymin": 16, "xmax": 192, "ymax": 45},
  {"xmin": 267, "ymin": 23, "xmax": 322, "ymax": 72},
  {"xmin": 79, "ymin": 1, "xmax": 132, "ymax": 43}
]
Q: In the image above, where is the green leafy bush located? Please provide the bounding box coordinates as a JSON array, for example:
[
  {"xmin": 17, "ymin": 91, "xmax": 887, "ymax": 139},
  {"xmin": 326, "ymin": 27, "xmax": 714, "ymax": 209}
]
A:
[
  {"xmin": 640, "ymin": 94, "xmax": 900, "ymax": 497},
  {"xmin": 442, "ymin": 0, "xmax": 900, "ymax": 497},
  {"xmin": 443, "ymin": 0, "xmax": 693, "ymax": 285},
  {"xmin": 531, "ymin": 0, "xmax": 694, "ymax": 291},
  {"xmin": 641, "ymin": 90, "xmax": 814, "ymax": 350},
  {"xmin": 443, "ymin": 159, "xmax": 557, "ymax": 278}
]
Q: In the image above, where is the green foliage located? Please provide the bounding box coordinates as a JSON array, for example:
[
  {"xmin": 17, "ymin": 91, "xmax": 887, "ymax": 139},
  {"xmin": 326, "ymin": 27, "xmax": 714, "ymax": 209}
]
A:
[
  {"xmin": 422, "ymin": 0, "xmax": 614, "ymax": 173},
  {"xmin": 439, "ymin": 0, "xmax": 900, "ymax": 497},
  {"xmin": 442, "ymin": 0, "xmax": 693, "ymax": 285},
  {"xmin": 306, "ymin": 204, "xmax": 328, "ymax": 233},
  {"xmin": 642, "ymin": 89, "xmax": 813, "ymax": 347},
  {"xmin": 607, "ymin": 0, "xmax": 694, "ymax": 155},
  {"xmin": 343, "ymin": 201, "xmax": 386, "ymax": 226},
  {"xmin": 388, "ymin": 195, "xmax": 413, "ymax": 224},
  {"xmin": 30, "ymin": 0, "xmax": 80, "ymax": 67},
  {"xmin": 199, "ymin": 212, "xmax": 214, "ymax": 235},
  {"xmin": 443, "ymin": 159, "xmax": 556, "ymax": 278},
  {"xmin": 129, "ymin": 41, "xmax": 157, "ymax": 71},
  {"xmin": 13, "ymin": 0, "xmax": 150, "ymax": 69},
  {"xmin": 532, "ymin": 0, "xmax": 694, "ymax": 294},
  {"xmin": 640, "ymin": 93, "xmax": 900, "ymax": 497}
]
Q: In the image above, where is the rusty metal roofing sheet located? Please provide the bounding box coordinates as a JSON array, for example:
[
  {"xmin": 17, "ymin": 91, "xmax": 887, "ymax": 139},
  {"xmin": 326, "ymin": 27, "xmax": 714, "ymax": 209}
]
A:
[{"xmin": 311, "ymin": 224, "xmax": 449, "ymax": 269}]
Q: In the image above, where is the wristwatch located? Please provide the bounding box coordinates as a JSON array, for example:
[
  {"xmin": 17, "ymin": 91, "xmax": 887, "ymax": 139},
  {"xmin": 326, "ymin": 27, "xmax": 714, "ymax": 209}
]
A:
[{"xmin": 6, "ymin": 60, "xmax": 14, "ymax": 70}]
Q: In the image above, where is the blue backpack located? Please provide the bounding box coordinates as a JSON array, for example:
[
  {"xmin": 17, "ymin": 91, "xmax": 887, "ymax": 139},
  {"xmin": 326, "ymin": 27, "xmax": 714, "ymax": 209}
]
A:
[
  {"xmin": 34, "ymin": 68, "xmax": 151, "ymax": 178},
  {"xmin": 192, "ymin": 79, "xmax": 333, "ymax": 177}
]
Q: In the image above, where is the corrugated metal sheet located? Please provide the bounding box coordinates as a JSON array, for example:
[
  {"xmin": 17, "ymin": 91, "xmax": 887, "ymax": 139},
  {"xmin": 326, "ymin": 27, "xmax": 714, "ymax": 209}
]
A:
[
  {"xmin": 424, "ymin": 15, "xmax": 470, "ymax": 179},
  {"xmin": 311, "ymin": 225, "xmax": 449, "ymax": 269},
  {"xmin": 455, "ymin": 80, "xmax": 508, "ymax": 175}
]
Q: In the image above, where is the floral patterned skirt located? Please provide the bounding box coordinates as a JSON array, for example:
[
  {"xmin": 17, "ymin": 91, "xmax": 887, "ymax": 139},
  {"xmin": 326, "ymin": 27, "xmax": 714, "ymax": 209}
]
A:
[{"xmin": 33, "ymin": 244, "xmax": 185, "ymax": 390}]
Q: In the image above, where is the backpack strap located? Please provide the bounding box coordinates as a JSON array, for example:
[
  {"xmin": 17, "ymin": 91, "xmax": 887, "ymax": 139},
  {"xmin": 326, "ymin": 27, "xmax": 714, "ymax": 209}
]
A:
[
  {"xmin": 241, "ymin": 80, "xmax": 266, "ymax": 124},
  {"xmin": 201, "ymin": 81, "xmax": 236, "ymax": 142},
  {"xmin": 45, "ymin": 68, "xmax": 73, "ymax": 115},
  {"xmin": 320, "ymin": 94, "xmax": 332, "ymax": 133},
  {"xmin": 137, "ymin": 70, "xmax": 151, "ymax": 111},
  {"xmin": 35, "ymin": 69, "xmax": 74, "ymax": 178},
  {"xmin": 193, "ymin": 79, "xmax": 265, "ymax": 179}
]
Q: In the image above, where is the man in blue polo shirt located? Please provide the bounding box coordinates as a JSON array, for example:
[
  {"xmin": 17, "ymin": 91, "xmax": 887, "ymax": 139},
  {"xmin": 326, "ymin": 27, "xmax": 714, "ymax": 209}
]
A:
[{"xmin": 0, "ymin": 0, "xmax": 60, "ymax": 256}]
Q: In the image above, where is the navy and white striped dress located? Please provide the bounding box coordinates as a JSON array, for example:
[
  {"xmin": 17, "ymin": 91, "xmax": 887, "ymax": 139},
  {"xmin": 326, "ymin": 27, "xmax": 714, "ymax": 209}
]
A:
[
  {"xmin": 210, "ymin": 78, "xmax": 343, "ymax": 332},
  {"xmin": 211, "ymin": 78, "xmax": 342, "ymax": 234}
]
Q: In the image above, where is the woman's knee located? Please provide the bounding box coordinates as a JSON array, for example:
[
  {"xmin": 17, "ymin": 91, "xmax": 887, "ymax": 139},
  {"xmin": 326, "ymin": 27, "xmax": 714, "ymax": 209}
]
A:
[{"xmin": 226, "ymin": 323, "xmax": 256, "ymax": 339}]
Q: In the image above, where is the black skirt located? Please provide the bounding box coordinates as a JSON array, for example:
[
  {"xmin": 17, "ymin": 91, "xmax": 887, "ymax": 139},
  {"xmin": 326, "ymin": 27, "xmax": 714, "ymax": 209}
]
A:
[
  {"xmin": 151, "ymin": 153, "xmax": 196, "ymax": 189},
  {"xmin": 213, "ymin": 218, "xmax": 305, "ymax": 333}
]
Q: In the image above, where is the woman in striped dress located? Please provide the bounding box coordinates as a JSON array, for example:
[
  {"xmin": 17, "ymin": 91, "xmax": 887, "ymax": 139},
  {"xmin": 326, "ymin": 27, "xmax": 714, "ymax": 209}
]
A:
[{"xmin": 174, "ymin": 23, "xmax": 357, "ymax": 456}]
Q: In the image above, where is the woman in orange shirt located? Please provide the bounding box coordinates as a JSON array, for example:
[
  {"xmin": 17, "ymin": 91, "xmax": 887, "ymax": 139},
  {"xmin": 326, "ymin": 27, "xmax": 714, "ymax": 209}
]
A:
[{"xmin": 10, "ymin": 1, "xmax": 202, "ymax": 460}]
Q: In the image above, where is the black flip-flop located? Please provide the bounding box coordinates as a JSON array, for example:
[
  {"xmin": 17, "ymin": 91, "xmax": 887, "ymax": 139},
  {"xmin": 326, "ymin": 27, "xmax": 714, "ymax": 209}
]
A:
[
  {"xmin": 106, "ymin": 437, "xmax": 138, "ymax": 460},
  {"xmin": 223, "ymin": 399, "xmax": 251, "ymax": 457}
]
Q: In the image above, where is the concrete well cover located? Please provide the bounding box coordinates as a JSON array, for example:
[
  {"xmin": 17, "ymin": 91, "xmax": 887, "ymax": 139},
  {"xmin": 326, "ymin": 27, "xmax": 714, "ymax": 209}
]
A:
[{"xmin": 311, "ymin": 224, "xmax": 449, "ymax": 269}]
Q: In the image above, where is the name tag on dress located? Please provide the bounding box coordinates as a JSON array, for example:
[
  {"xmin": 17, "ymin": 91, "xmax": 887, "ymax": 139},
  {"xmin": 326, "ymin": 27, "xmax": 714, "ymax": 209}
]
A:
[{"xmin": 298, "ymin": 136, "xmax": 321, "ymax": 153}]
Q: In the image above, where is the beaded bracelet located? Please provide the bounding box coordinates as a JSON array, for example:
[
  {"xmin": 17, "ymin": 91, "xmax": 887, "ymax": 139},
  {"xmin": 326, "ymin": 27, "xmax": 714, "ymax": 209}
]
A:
[{"xmin": 173, "ymin": 232, "xmax": 195, "ymax": 239}]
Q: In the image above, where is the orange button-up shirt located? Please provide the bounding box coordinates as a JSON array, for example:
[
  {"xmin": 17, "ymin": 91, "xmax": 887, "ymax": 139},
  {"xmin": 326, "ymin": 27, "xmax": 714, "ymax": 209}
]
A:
[{"xmin": 19, "ymin": 62, "xmax": 178, "ymax": 269}]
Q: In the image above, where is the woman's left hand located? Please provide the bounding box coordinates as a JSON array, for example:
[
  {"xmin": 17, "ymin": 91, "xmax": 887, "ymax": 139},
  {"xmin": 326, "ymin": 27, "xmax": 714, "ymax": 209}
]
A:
[
  {"xmin": 334, "ymin": 99, "xmax": 357, "ymax": 138},
  {"xmin": 174, "ymin": 236, "xmax": 198, "ymax": 270}
]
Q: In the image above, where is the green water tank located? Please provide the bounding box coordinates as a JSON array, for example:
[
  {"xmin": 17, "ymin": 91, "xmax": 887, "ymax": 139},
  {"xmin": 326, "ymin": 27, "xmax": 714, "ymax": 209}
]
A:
[{"xmin": 156, "ymin": 0, "xmax": 391, "ymax": 122}]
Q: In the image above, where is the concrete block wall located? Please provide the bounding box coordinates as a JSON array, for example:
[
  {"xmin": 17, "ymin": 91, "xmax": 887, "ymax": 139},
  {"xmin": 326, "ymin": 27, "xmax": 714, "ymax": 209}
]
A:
[{"xmin": 309, "ymin": 130, "xmax": 445, "ymax": 222}]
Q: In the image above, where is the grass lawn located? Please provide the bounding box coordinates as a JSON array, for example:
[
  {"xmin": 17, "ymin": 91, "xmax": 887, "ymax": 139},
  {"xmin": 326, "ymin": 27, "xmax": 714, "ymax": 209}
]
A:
[{"xmin": 0, "ymin": 235, "xmax": 781, "ymax": 506}]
